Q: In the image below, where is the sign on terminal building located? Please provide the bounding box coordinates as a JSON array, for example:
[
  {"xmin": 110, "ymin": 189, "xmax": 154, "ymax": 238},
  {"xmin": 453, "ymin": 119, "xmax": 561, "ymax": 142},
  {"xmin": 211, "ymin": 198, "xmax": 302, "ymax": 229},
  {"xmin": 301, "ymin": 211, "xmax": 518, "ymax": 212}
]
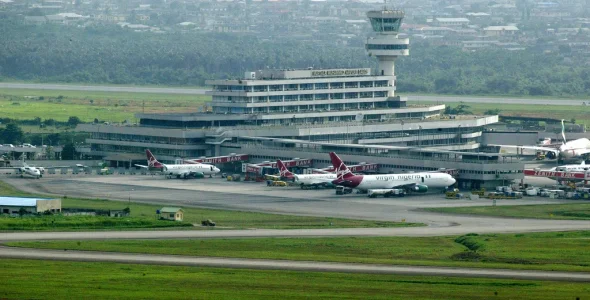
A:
[{"xmin": 310, "ymin": 68, "xmax": 370, "ymax": 78}]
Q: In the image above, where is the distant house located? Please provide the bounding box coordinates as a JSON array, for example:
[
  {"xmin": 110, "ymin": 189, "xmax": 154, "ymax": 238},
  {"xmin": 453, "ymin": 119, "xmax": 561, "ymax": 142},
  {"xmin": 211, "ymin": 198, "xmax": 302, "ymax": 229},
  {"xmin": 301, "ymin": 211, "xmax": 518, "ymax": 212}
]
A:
[
  {"xmin": 159, "ymin": 207, "xmax": 183, "ymax": 221},
  {"xmin": 432, "ymin": 17, "xmax": 470, "ymax": 27},
  {"xmin": 483, "ymin": 26, "xmax": 519, "ymax": 36},
  {"xmin": 24, "ymin": 16, "xmax": 47, "ymax": 25}
]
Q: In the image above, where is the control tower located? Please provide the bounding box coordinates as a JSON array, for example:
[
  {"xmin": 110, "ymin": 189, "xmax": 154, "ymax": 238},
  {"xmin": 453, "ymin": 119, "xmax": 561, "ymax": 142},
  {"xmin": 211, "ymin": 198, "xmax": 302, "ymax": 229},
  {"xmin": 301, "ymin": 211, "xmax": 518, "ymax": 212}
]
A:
[{"xmin": 366, "ymin": 9, "xmax": 409, "ymax": 98}]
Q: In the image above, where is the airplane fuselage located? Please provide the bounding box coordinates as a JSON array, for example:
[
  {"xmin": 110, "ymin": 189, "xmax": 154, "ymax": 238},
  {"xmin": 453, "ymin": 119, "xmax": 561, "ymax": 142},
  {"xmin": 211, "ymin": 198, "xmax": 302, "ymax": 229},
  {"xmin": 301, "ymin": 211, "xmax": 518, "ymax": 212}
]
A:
[
  {"xmin": 335, "ymin": 172, "xmax": 455, "ymax": 191},
  {"xmin": 559, "ymin": 138, "xmax": 590, "ymax": 159},
  {"xmin": 294, "ymin": 174, "xmax": 337, "ymax": 186},
  {"xmin": 17, "ymin": 167, "xmax": 42, "ymax": 178},
  {"xmin": 162, "ymin": 164, "xmax": 220, "ymax": 177}
]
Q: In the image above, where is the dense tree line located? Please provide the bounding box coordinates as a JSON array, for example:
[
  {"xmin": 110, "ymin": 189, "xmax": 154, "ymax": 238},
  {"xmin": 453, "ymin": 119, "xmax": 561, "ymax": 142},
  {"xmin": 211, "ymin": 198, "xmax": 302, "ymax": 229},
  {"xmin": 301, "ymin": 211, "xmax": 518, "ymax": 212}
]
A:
[
  {"xmin": 1, "ymin": 19, "xmax": 590, "ymax": 97},
  {"xmin": 0, "ymin": 119, "xmax": 88, "ymax": 146}
]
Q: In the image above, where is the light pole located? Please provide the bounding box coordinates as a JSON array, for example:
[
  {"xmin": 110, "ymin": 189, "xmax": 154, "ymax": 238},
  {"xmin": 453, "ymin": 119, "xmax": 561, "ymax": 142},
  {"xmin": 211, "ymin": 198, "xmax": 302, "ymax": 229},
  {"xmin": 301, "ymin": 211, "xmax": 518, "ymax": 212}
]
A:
[{"xmin": 128, "ymin": 188, "xmax": 134, "ymax": 208}]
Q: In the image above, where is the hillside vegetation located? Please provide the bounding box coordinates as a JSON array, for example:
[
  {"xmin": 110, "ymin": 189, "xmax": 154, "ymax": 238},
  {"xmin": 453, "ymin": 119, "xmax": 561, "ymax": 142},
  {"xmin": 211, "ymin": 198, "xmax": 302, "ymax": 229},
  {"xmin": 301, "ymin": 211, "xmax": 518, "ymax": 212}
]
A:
[{"xmin": 1, "ymin": 19, "xmax": 589, "ymax": 97}]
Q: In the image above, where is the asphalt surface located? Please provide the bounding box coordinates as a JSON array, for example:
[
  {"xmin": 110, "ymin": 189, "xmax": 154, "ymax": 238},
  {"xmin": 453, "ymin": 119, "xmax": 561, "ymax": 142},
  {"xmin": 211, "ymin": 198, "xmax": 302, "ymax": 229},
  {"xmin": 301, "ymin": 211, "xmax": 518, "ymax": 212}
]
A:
[
  {"xmin": 3, "ymin": 174, "xmax": 590, "ymax": 234},
  {"xmin": 2, "ymin": 173, "xmax": 590, "ymax": 279},
  {"xmin": 408, "ymin": 95, "xmax": 588, "ymax": 106},
  {"xmin": 0, "ymin": 83, "xmax": 208, "ymax": 95},
  {"xmin": 1, "ymin": 246, "xmax": 588, "ymax": 282},
  {"xmin": 2, "ymin": 82, "xmax": 587, "ymax": 105}
]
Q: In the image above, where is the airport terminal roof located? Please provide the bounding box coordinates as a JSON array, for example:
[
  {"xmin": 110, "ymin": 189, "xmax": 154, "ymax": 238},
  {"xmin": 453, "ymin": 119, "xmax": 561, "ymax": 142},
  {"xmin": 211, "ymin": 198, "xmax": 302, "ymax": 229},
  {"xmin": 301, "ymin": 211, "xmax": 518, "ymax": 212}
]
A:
[
  {"xmin": 239, "ymin": 136, "xmax": 513, "ymax": 158},
  {"xmin": 0, "ymin": 196, "xmax": 56, "ymax": 207}
]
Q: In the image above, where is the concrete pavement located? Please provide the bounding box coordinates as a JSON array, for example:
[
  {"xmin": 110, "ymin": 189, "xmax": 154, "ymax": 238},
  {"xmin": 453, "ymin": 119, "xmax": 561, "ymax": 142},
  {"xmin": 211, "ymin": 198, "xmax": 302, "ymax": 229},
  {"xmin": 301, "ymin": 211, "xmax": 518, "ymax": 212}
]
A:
[
  {"xmin": 0, "ymin": 83, "xmax": 208, "ymax": 95},
  {"xmin": 1, "ymin": 246, "xmax": 589, "ymax": 281},
  {"xmin": 408, "ymin": 95, "xmax": 588, "ymax": 106},
  {"xmin": 2, "ymin": 82, "xmax": 587, "ymax": 105}
]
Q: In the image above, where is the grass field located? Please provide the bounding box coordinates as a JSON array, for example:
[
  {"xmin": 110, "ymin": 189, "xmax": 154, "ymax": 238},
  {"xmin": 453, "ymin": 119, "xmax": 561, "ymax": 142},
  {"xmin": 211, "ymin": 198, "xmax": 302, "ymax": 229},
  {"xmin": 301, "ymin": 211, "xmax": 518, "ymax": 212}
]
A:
[
  {"xmin": 9, "ymin": 231, "xmax": 590, "ymax": 272},
  {"xmin": 0, "ymin": 88, "xmax": 211, "ymax": 123},
  {"xmin": 0, "ymin": 259, "xmax": 587, "ymax": 300},
  {"xmin": 411, "ymin": 101, "xmax": 590, "ymax": 125},
  {"xmin": 0, "ymin": 214, "xmax": 193, "ymax": 231},
  {"xmin": 424, "ymin": 203, "xmax": 590, "ymax": 220},
  {"xmin": 0, "ymin": 180, "xmax": 418, "ymax": 230}
]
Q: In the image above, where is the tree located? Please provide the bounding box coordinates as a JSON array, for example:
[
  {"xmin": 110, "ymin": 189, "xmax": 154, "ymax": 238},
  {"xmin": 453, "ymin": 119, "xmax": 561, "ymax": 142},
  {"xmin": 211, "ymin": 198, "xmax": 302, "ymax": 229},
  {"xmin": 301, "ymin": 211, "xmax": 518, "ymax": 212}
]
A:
[
  {"xmin": 2, "ymin": 123, "xmax": 24, "ymax": 144},
  {"xmin": 61, "ymin": 143, "xmax": 77, "ymax": 160},
  {"xmin": 484, "ymin": 109, "xmax": 501, "ymax": 115},
  {"xmin": 67, "ymin": 116, "xmax": 82, "ymax": 127}
]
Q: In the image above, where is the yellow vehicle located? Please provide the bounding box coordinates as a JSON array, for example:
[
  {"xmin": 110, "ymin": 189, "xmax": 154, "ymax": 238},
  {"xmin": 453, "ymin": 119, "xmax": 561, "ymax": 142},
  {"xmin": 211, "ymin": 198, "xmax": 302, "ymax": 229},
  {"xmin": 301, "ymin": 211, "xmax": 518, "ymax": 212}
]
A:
[
  {"xmin": 271, "ymin": 181, "xmax": 287, "ymax": 187},
  {"xmin": 227, "ymin": 176, "xmax": 233, "ymax": 181},
  {"xmin": 471, "ymin": 188, "xmax": 486, "ymax": 197}
]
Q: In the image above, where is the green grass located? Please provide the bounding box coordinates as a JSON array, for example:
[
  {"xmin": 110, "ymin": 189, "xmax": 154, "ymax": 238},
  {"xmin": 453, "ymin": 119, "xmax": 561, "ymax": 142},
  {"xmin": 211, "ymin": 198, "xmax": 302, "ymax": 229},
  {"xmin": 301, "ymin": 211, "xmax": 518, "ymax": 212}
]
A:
[
  {"xmin": 424, "ymin": 203, "xmax": 590, "ymax": 220},
  {"xmin": 61, "ymin": 197, "xmax": 418, "ymax": 230},
  {"xmin": 0, "ymin": 180, "xmax": 419, "ymax": 230},
  {"xmin": 0, "ymin": 259, "xmax": 587, "ymax": 300},
  {"xmin": 9, "ymin": 231, "xmax": 590, "ymax": 272},
  {"xmin": 411, "ymin": 101, "xmax": 590, "ymax": 125},
  {"xmin": 0, "ymin": 214, "xmax": 193, "ymax": 231},
  {"xmin": 0, "ymin": 88, "xmax": 211, "ymax": 122}
]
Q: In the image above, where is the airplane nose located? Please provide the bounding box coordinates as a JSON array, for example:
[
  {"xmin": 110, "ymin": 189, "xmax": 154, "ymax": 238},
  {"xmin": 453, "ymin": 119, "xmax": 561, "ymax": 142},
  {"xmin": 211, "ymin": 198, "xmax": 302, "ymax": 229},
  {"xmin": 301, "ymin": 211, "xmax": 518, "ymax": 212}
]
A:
[{"xmin": 449, "ymin": 177, "xmax": 456, "ymax": 186}]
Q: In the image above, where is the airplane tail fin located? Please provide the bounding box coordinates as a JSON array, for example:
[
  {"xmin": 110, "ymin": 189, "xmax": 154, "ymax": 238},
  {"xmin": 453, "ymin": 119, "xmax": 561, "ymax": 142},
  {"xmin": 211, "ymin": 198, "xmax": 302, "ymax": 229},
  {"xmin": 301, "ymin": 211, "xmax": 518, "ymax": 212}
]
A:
[
  {"xmin": 561, "ymin": 119, "xmax": 567, "ymax": 144},
  {"xmin": 329, "ymin": 152, "xmax": 353, "ymax": 179},
  {"xmin": 146, "ymin": 149, "xmax": 164, "ymax": 168},
  {"xmin": 276, "ymin": 160, "xmax": 294, "ymax": 178}
]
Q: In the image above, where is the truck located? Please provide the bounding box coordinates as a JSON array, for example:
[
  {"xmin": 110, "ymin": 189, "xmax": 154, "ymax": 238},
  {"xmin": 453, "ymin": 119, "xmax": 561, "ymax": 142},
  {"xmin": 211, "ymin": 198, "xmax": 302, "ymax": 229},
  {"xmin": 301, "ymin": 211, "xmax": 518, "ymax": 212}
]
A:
[{"xmin": 367, "ymin": 189, "xmax": 405, "ymax": 198}]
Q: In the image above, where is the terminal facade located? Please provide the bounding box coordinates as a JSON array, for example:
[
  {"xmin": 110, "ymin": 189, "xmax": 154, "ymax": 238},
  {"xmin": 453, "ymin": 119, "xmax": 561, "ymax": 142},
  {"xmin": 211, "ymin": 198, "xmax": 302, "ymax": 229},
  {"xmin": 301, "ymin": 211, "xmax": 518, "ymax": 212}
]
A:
[{"xmin": 76, "ymin": 8, "xmax": 523, "ymax": 189}]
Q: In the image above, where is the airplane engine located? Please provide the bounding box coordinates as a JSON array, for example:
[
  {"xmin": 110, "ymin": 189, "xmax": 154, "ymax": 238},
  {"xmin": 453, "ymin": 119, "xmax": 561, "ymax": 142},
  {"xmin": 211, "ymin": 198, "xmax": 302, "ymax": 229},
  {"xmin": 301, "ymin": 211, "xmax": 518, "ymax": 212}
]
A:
[
  {"xmin": 546, "ymin": 152, "xmax": 557, "ymax": 160},
  {"xmin": 412, "ymin": 184, "xmax": 428, "ymax": 193}
]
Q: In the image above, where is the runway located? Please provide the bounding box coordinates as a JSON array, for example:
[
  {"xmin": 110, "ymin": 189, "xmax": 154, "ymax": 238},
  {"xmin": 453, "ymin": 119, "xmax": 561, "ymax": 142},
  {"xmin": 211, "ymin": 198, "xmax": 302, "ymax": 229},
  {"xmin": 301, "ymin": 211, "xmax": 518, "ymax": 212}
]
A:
[
  {"xmin": 407, "ymin": 95, "xmax": 587, "ymax": 106},
  {"xmin": 1, "ymin": 82, "xmax": 586, "ymax": 105},
  {"xmin": 3, "ymin": 175, "xmax": 590, "ymax": 235},
  {"xmin": 1, "ymin": 246, "xmax": 588, "ymax": 282},
  {"xmin": 2, "ymin": 174, "xmax": 590, "ymax": 279},
  {"xmin": 0, "ymin": 83, "xmax": 208, "ymax": 95}
]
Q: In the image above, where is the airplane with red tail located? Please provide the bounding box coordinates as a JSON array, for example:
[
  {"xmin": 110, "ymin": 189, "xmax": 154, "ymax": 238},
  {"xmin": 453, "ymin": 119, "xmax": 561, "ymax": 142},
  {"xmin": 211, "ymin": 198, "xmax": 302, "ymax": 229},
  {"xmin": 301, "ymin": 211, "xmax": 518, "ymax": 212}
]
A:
[
  {"xmin": 135, "ymin": 150, "xmax": 220, "ymax": 179},
  {"xmin": 276, "ymin": 160, "xmax": 336, "ymax": 189},
  {"xmin": 329, "ymin": 152, "xmax": 456, "ymax": 193}
]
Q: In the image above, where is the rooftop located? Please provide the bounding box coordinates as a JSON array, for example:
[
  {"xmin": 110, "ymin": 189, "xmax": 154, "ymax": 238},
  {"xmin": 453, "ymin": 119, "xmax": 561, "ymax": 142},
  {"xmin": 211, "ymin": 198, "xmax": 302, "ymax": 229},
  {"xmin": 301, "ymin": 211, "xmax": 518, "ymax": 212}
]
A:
[
  {"xmin": 0, "ymin": 196, "xmax": 57, "ymax": 207},
  {"xmin": 160, "ymin": 207, "xmax": 183, "ymax": 213}
]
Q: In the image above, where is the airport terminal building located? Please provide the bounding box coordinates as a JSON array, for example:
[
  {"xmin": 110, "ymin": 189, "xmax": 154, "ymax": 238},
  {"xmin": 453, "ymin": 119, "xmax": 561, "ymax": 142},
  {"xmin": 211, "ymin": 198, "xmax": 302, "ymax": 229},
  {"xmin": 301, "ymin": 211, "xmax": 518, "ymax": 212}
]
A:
[{"xmin": 76, "ymin": 8, "xmax": 524, "ymax": 188}]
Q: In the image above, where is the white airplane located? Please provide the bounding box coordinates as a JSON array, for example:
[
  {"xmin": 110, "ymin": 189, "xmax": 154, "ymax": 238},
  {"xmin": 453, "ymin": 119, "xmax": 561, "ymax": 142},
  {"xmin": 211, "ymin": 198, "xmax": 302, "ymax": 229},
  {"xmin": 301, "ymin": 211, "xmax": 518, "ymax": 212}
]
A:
[
  {"xmin": 550, "ymin": 161, "xmax": 589, "ymax": 172},
  {"xmin": 275, "ymin": 160, "xmax": 336, "ymax": 189},
  {"xmin": 135, "ymin": 150, "xmax": 220, "ymax": 179},
  {"xmin": 490, "ymin": 120, "xmax": 590, "ymax": 161},
  {"xmin": 0, "ymin": 161, "xmax": 42, "ymax": 179},
  {"xmin": 329, "ymin": 152, "xmax": 456, "ymax": 193}
]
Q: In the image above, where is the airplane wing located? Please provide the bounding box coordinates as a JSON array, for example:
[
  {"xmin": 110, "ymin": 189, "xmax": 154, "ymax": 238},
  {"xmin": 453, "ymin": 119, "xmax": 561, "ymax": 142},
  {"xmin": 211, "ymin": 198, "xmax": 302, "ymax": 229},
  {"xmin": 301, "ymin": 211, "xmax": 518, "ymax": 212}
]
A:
[
  {"xmin": 310, "ymin": 169, "xmax": 331, "ymax": 174},
  {"xmin": 573, "ymin": 149, "xmax": 590, "ymax": 156},
  {"xmin": 487, "ymin": 144, "xmax": 559, "ymax": 153},
  {"xmin": 265, "ymin": 174, "xmax": 281, "ymax": 180},
  {"xmin": 134, "ymin": 164, "xmax": 149, "ymax": 169},
  {"xmin": 0, "ymin": 167, "xmax": 23, "ymax": 170},
  {"xmin": 42, "ymin": 165, "xmax": 74, "ymax": 169},
  {"xmin": 308, "ymin": 177, "xmax": 336, "ymax": 185}
]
